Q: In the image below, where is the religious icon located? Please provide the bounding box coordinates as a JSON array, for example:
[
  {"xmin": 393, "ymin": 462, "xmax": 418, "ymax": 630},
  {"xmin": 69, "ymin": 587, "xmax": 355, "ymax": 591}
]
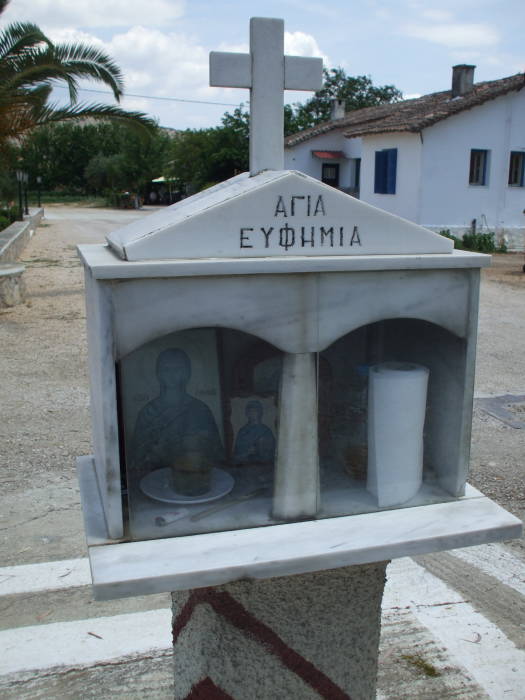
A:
[
  {"xmin": 232, "ymin": 398, "xmax": 276, "ymax": 466},
  {"xmin": 119, "ymin": 328, "xmax": 225, "ymax": 500},
  {"xmin": 130, "ymin": 348, "xmax": 224, "ymax": 496},
  {"xmin": 119, "ymin": 328, "xmax": 284, "ymax": 540}
]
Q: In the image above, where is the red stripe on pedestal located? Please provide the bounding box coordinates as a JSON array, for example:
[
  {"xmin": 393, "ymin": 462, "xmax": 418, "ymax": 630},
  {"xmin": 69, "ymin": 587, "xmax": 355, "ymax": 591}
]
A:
[
  {"xmin": 173, "ymin": 588, "xmax": 351, "ymax": 700},
  {"xmin": 185, "ymin": 677, "xmax": 234, "ymax": 700}
]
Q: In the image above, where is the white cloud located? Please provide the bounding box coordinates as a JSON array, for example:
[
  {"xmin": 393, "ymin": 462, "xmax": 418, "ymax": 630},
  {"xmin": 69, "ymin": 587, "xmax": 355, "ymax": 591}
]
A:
[
  {"xmin": 1, "ymin": 0, "xmax": 185, "ymax": 28},
  {"xmin": 44, "ymin": 25, "xmax": 210, "ymax": 97},
  {"xmin": 120, "ymin": 96, "xmax": 151, "ymax": 114},
  {"xmin": 45, "ymin": 27, "xmax": 106, "ymax": 47},
  {"xmin": 216, "ymin": 31, "xmax": 328, "ymax": 63},
  {"xmin": 285, "ymin": 31, "xmax": 327, "ymax": 61},
  {"xmin": 107, "ymin": 26, "xmax": 210, "ymax": 96},
  {"xmin": 403, "ymin": 22, "xmax": 500, "ymax": 49},
  {"xmin": 39, "ymin": 24, "xmax": 236, "ymax": 123}
]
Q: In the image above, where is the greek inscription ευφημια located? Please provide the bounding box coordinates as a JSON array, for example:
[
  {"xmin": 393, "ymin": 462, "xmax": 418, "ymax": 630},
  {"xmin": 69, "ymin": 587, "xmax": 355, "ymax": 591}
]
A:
[
  {"xmin": 239, "ymin": 194, "xmax": 362, "ymax": 250},
  {"xmin": 240, "ymin": 225, "xmax": 362, "ymax": 249}
]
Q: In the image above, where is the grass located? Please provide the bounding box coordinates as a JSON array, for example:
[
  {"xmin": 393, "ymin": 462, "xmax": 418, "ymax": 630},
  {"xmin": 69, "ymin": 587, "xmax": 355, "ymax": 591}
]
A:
[
  {"xmin": 401, "ymin": 654, "xmax": 441, "ymax": 677},
  {"xmin": 28, "ymin": 193, "xmax": 107, "ymax": 207}
]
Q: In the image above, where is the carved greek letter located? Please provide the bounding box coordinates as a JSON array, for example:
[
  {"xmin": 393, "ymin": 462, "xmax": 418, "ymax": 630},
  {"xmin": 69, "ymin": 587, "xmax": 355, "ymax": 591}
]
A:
[
  {"xmin": 274, "ymin": 196, "xmax": 287, "ymax": 217},
  {"xmin": 291, "ymin": 195, "xmax": 305, "ymax": 216},
  {"xmin": 279, "ymin": 224, "xmax": 295, "ymax": 250},
  {"xmin": 240, "ymin": 227, "xmax": 253, "ymax": 248},
  {"xmin": 320, "ymin": 226, "xmax": 334, "ymax": 247},
  {"xmin": 261, "ymin": 227, "xmax": 273, "ymax": 248},
  {"xmin": 313, "ymin": 195, "xmax": 326, "ymax": 216},
  {"xmin": 301, "ymin": 226, "xmax": 315, "ymax": 247}
]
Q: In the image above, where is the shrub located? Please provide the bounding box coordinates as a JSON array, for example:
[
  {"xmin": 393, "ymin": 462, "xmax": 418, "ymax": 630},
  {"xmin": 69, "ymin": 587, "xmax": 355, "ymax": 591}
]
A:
[
  {"xmin": 0, "ymin": 205, "xmax": 17, "ymax": 232},
  {"xmin": 439, "ymin": 229, "xmax": 507, "ymax": 253},
  {"xmin": 439, "ymin": 229, "xmax": 464, "ymax": 249},
  {"xmin": 462, "ymin": 232, "xmax": 507, "ymax": 254}
]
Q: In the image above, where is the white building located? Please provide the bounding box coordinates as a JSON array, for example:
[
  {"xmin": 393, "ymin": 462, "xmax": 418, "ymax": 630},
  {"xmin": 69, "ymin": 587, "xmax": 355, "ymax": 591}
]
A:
[{"xmin": 285, "ymin": 66, "xmax": 525, "ymax": 250}]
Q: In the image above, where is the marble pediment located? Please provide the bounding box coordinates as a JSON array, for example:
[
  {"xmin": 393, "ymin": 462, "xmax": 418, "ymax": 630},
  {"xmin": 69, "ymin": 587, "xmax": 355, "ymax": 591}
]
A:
[{"xmin": 106, "ymin": 170, "xmax": 453, "ymax": 261}]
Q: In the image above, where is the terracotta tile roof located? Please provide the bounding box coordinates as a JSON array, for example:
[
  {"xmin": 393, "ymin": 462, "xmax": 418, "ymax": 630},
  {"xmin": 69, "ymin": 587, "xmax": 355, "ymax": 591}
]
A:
[{"xmin": 285, "ymin": 73, "xmax": 525, "ymax": 147}]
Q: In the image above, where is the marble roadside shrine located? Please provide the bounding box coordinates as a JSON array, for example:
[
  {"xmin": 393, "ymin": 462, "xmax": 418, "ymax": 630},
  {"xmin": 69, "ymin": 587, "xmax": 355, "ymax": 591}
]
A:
[{"xmin": 76, "ymin": 17, "xmax": 522, "ymax": 700}]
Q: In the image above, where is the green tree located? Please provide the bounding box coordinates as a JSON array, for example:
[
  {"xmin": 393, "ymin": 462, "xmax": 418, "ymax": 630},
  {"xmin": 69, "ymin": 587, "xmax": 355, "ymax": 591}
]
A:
[
  {"xmin": 167, "ymin": 107, "xmax": 249, "ymax": 193},
  {"xmin": 18, "ymin": 121, "xmax": 172, "ymax": 194},
  {"xmin": 84, "ymin": 153, "xmax": 127, "ymax": 193},
  {"xmin": 0, "ymin": 0, "xmax": 154, "ymax": 152},
  {"xmin": 288, "ymin": 67, "xmax": 402, "ymax": 133}
]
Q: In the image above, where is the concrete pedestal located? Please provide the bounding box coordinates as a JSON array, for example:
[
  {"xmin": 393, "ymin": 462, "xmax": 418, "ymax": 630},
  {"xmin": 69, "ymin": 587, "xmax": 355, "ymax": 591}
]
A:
[{"xmin": 171, "ymin": 561, "xmax": 388, "ymax": 700}]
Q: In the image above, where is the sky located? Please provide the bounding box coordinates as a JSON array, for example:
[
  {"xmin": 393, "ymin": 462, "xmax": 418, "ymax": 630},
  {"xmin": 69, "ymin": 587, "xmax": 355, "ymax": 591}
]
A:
[{"xmin": 2, "ymin": 0, "xmax": 524, "ymax": 130}]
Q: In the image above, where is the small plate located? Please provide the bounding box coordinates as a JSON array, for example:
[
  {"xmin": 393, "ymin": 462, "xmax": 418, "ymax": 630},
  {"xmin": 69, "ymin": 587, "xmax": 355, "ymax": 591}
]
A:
[{"xmin": 140, "ymin": 467, "xmax": 235, "ymax": 505}]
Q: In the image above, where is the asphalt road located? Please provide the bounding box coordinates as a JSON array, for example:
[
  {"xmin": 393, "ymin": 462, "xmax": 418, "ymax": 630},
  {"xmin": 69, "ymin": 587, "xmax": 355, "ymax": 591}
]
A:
[{"xmin": 0, "ymin": 205, "xmax": 523, "ymax": 698}]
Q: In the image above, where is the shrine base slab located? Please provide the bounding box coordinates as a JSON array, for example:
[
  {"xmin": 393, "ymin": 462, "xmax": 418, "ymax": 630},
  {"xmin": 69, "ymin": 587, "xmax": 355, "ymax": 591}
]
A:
[{"xmin": 77, "ymin": 456, "xmax": 522, "ymax": 601}]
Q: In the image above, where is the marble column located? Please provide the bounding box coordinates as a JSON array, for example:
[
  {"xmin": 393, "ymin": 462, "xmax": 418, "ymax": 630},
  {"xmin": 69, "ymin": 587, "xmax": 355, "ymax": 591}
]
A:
[
  {"xmin": 172, "ymin": 561, "xmax": 388, "ymax": 700},
  {"xmin": 272, "ymin": 351, "xmax": 319, "ymax": 521}
]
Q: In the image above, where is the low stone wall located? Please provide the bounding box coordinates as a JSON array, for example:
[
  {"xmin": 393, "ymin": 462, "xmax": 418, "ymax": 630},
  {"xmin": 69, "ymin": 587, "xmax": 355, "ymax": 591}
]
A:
[
  {"xmin": 499, "ymin": 227, "xmax": 525, "ymax": 252},
  {"xmin": 0, "ymin": 209, "xmax": 43, "ymax": 307},
  {"xmin": 0, "ymin": 264, "xmax": 26, "ymax": 307},
  {"xmin": 0, "ymin": 208, "xmax": 44, "ymax": 263}
]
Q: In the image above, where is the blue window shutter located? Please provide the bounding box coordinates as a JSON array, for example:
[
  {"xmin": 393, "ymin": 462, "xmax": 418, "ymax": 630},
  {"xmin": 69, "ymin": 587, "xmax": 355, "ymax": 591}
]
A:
[
  {"xmin": 386, "ymin": 148, "xmax": 397, "ymax": 194},
  {"xmin": 375, "ymin": 151, "xmax": 387, "ymax": 193},
  {"xmin": 375, "ymin": 149, "xmax": 397, "ymax": 194}
]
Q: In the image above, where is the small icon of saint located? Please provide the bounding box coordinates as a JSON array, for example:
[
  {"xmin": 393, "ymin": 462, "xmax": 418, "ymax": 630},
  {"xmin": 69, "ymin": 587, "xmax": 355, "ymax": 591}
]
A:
[{"xmin": 233, "ymin": 400, "xmax": 276, "ymax": 465}]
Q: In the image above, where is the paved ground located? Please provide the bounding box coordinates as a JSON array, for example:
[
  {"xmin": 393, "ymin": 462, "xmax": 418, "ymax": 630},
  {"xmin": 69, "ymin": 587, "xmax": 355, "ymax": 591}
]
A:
[{"xmin": 0, "ymin": 206, "xmax": 523, "ymax": 698}]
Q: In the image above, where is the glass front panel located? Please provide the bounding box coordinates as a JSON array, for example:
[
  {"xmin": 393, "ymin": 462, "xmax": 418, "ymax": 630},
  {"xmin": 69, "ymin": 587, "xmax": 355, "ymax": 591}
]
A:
[
  {"xmin": 118, "ymin": 320, "xmax": 467, "ymax": 541},
  {"xmin": 119, "ymin": 328, "xmax": 283, "ymax": 540},
  {"xmin": 318, "ymin": 320, "xmax": 467, "ymax": 519}
]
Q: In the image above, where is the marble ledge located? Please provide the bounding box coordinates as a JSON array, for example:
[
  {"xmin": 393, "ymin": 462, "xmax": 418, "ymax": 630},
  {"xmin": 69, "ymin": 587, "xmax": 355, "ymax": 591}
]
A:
[
  {"xmin": 77, "ymin": 458, "xmax": 522, "ymax": 601},
  {"xmin": 77, "ymin": 244, "xmax": 490, "ymax": 281}
]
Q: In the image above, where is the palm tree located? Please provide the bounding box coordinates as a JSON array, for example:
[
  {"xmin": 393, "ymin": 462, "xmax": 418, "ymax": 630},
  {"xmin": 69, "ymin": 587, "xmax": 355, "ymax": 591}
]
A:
[{"xmin": 0, "ymin": 0, "xmax": 155, "ymax": 149}]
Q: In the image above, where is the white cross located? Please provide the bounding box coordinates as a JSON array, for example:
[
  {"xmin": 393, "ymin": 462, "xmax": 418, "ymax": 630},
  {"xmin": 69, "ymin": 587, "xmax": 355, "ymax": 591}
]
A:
[{"xmin": 210, "ymin": 17, "xmax": 323, "ymax": 176}]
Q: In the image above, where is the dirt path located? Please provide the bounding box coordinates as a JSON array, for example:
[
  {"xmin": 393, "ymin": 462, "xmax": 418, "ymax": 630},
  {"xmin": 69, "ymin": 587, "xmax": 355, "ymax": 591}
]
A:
[{"xmin": 0, "ymin": 206, "xmax": 156, "ymax": 566}]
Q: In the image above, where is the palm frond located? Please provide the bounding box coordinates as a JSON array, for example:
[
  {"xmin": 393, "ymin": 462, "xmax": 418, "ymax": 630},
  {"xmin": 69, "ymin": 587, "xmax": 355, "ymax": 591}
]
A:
[
  {"xmin": 0, "ymin": 22, "xmax": 51, "ymax": 61},
  {"xmin": 31, "ymin": 101, "xmax": 157, "ymax": 135},
  {"xmin": 26, "ymin": 83, "xmax": 53, "ymax": 103},
  {"xmin": 0, "ymin": 16, "xmax": 156, "ymax": 148},
  {"xmin": 0, "ymin": 57, "xmax": 79, "ymax": 101},
  {"xmin": 49, "ymin": 44, "xmax": 124, "ymax": 100}
]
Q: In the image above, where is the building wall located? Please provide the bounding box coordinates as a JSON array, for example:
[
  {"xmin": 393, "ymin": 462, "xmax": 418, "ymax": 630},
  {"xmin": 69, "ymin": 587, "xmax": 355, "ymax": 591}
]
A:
[
  {"xmin": 419, "ymin": 89, "xmax": 525, "ymax": 249},
  {"xmin": 284, "ymin": 131, "xmax": 361, "ymax": 192},
  {"xmin": 284, "ymin": 88, "xmax": 525, "ymax": 249},
  {"xmin": 360, "ymin": 133, "xmax": 422, "ymax": 222}
]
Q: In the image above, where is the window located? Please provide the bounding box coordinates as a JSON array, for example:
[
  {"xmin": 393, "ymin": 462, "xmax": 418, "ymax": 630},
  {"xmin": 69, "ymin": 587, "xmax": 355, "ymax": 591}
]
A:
[
  {"xmin": 347, "ymin": 158, "xmax": 361, "ymax": 198},
  {"xmin": 508, "ymin": 151, "xmax": 525, "ymax": 187},
  {"xmin": 354, "ymin": 158, "xmax": 361, "ymax": 190},
  {"xmin": 374, "ymin": 148, "xmax": 397, "ymax": 194},
  {"xmin": 322, "ymin": 163, "xmax": 339, "ymax": 188},
  {"xmin": 469, "ymin": 149, "xmax": 489, "ymax": 185}
]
